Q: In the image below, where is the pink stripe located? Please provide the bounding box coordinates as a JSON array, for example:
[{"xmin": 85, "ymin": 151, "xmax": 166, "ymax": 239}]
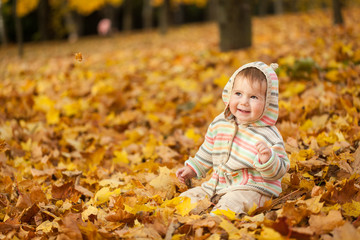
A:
[
  {"xmin": 205, "ymin": 135, "xmax": 214, "ymax": 144},
  {"xmin": 233, "ymin": 137, "xmax": 258, "ymax": 154},
  {"xmin": 239, "ymin": 169, "xmax": 248, "ymax": 185},
  {"xmin": 248, "ymin": 175, "xmax": 281, "ymax": 187},
  {"xmin": 261, "ymin": 115, "xmax": 276, "ymax": 125},
  {"xmin": 211, "ymin": 173, "xmax": 227, "ymax": 183},
  {"xmin": 215, "ymin": 133, "xmax": 232, "ymax": 139}
]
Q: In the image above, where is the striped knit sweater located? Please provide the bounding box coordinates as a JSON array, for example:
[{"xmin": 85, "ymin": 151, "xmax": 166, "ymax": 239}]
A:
[{"xmin": 185, "ymin": 62, "xmax": 290, "ymax": 197}]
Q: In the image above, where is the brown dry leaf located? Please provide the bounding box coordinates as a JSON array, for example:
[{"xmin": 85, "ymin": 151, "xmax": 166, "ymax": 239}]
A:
[
  {"xmin": 0, "ymin": 139, "xmax": 9, "ymax": 153},
  {"xmin": 280, "ymin": 201, "xmax": 311, "ymax": 225},
  {"xmin": 330, "ymin": 222, "xmax": 360, "ymax": 240},
  {"xmin": 15, "ymin": 194, "xmax": 32, "ymax": 210},
  {"xmin": 352, "ymin": 146, "xmax": 360, "ymax": 174},
  {"xmin": 328, "ymin": 179, "xmax": 358, "ymax": 204},
  {"xmin": 20, "ymin": 203, "xmax": 40, "ymax": 223},
  {"xmin": 51, "ymin": 181, "xmax": 75, "ymax": 200},
  {"xmin": 309, "ymin": 210, "xmax": 345, "ymax": 234},
  {"xmin": 30, "ymin": 185, "xmax": 48, "ymax": 204},
  {"xmin": 148, "ymin": 167, "xmax": 177, "ymax": 199},
  {"xmin": 57, "ymin": 213, "xmax": 83, "ymax": 240},
  {"xmin": 31, "ymin": 168, "xmax": 55, "ymax": 177}
]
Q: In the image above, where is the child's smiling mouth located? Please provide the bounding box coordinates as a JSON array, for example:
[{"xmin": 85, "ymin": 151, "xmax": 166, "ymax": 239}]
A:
[{"xmin": 238, "ymin": 109, "xmax": 251, "ymax": 114}]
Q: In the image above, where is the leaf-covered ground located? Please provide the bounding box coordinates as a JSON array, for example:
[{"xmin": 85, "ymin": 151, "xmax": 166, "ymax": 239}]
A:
[{"xmin": 1, "ymin": 8, "xmax": 360, "ymax": 240}]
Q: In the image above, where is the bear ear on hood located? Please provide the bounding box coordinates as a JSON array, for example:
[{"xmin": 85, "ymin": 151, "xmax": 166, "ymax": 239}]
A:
[
  {"xmin": 270, "ymin": 63, "xmax": 279, "ymax": 70},
  {"xmin": 222, "ymin": 61, "xmax": 280, "ymax": 127}
]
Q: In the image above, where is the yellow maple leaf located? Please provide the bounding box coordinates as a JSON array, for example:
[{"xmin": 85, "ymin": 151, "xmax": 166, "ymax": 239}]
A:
[
  {"xmin": 142, "ymin": 135, "xmax": 157, "ymax": 159},
  {"xmin": 213, "ymin": 74, "xmax": 228, "ymax": 88},
  {"xmin": 82, "ymin": 206, "xmax": 98, "ymax": 221},
  {"xmin": 325, "ymin": 70, "xmax": 340, "ymax": 82},
  {"xmin": 21, "ymin": 138, "xmax": 32, "ymax": 152},
  {"xmin": 89, "ymin": 147, "xmax": 106, "ymax": 166},
  {"xmin": 59, "ymin": 200, "xmax": 73, "ymax": 213},
  {"xmin": 278, "ymin": 55, "xmax": 295, "ymax": 67},
  {"xmin": 149, "ymin": 167, "xmax": 176, "ymax": 195},
  {"xmin": 173, "ymin": 77, "xmax": 198, "ymax": 92},
  {"xmin": 185, "ymin": 128, "xmax": 201, "ymax": 144},
  {"xmin": 342, "ymin": 201, "xmax": 360, "ymax": 218},
  {"xmin": 300, "ymin": 119, "xmax": 313, "ymax": 132},
  {"xmin": 299, "ymin": 178, "xmax": 315, "ymax": 191},
  {"xmin": 94, "ymin": 187, "xmax": 121, "ymax": 205},
  {"xmin": 124, "ymin": 203, "xmax": 156, "ymax": 215},
  {"xmin": 34, "ymin": 95, "xmax": 55, "ymax": 112},
  {"xmin": 282, "ymin": 82, "xmax": 306, "ymax": 98},
  {"xmin": 258, "ymin": 226, "xmax": 284, "ymax": 240},
  {"xmin": 247, "ymin": 203, "xmax": 258, "ymax": 216},
  {"xmin": 211, "ymin": 208, "xmax": 237, "ymax": 220},
  {"xmin": 219, "ymin": 219, "xmax": 242, "ymax": 238},
  {"xmin": 199, "ymin": 94, "xmax": 214, "ymax": 105},
  {"xmin": 161, "ymin": 196, "xmax": 182, "ymax": 208},
  {"xmin": 91, "ymin": 81, "xmax": 115, "ymax": 95},
  {"xmin": 171, "ymin": 234, "xmax": 186, "ymax": 240},
  {"xmin": 321, "ymin": 204, "xmax": 341, "ymax": 214},
  {"xmin": 62, "ymin": 100, "xmax": 82, "ymax": 117},
  {"xmin": 316, "ymin": 132, "xmax": 338, "ymax": 147},
  {"xmin": 298, "ymin": 195, "xmax": 323, "ymax": 214},
  {"xmin": 207, "ymin": 234, "xmax": 221, "ymax": 240},
  {"xmin": 175, "ymin": 197, "xmax": 197, "ymax": 216},
  {"xmin": 36, "ymin": 219, "xmax": 60, "ymax": 234},
  {"xmin": 46, "ymin": 108, "xmax": 60, "ymax": 125},
  {"xmin": 113, "ymin": 150, "xmax": 129, "ymax": 164},
  {"xmin": 99, "ymin": 179, "xmax": 126, "ymax": 188}
]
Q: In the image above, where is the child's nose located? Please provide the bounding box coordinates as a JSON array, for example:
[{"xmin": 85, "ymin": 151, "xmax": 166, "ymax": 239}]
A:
[{"xmin": 240, "ymin": 97, "xmax": 249, "ymax": 105}]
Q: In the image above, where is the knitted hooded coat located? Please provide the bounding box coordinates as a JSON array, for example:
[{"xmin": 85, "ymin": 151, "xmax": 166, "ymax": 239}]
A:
[{"xmin": 185, "ymin": 61, "xmax": 290, "ymax": 197}]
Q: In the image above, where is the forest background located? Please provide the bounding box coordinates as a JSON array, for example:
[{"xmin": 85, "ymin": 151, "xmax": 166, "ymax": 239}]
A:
[{"xmin": 1, "ymin": 0, "xmax": 360, "ymax": 239}]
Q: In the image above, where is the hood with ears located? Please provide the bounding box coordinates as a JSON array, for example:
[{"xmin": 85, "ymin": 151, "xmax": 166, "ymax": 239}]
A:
[{"xmin": 222, "ymin": 61, "xmax": 279, "ymax": 127}]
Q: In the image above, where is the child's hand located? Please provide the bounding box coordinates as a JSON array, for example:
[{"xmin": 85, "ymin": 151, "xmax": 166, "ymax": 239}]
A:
[
  {"xmin": 255, "ymin": 141, "xmax": 272, "ymax": 164},
  {"xmin": 176, "ymin": 166, "xmax": 196, "ymax": 184}
]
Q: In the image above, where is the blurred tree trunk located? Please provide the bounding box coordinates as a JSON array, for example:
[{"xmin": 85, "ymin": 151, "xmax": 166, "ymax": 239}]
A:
[
  {"xmin": 274, "ymin": 0, "xmax": 284, "ymax": 15},
  {"xmin": 332, "ymin": 0, "xmax": 344, "ymax": 25},
  {"xmin": 104, "ymin": 4, "xmax": 117, "ymax": 32},
  {"xmin": 218, "ymin": 0, "xmax": 251, "ymax": 51},
  {"xmin": 38, "ymin": 0, "xmax": 49, "ymax": 41},
  {"xmin": 206, "ymin": 0, "xmax": 217, "ymax": 22},
  {"xmin": 159, "ymin": 0, "xmax": 169, "ymax": 35},
  {"xmin": 259, "ymin": 0, "xmax": 269, "ymax": 16},
  {"xmin": 173, "ymin": 4, "xmax": 184, "ymax": 25},
  {"xmin": 13, "ymin": 0, "xmax": 23, "ymax": 57},
  {"xmin": 291, "ymin": 0, "xmax": 299, "ymax": 12},
  {"xmin": 64, "ymin": 8, "xmax": 80, "ymax": 42},
  {"xmin": 123, "ymin": 0, "xmax": 132, "ymax": 31},
  {"xmin": 74, "ymin": 13, "xmax": 84, "ymax": 36},
  {"xmin": 142, "ymin": 0, "xmax": 153, "ymax": 29},
  {"xmin": 0, "ymin": 0, "xmax": 8, "ymax": 46}
]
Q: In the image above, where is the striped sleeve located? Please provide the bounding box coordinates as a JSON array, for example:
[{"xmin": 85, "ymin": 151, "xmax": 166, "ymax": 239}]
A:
[
  {"xmin": 185, "ymin": 123, "xmax": 215, "ymax": 178},
  {"xmin": 253, "ymin": 142, "xmax": 289, "ymax": 180}
]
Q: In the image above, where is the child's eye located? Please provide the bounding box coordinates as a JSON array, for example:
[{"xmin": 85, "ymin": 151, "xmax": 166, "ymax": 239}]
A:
[
  {"xmin": 250, "ymin": 96, "xmax": 258, "ymax": 99},
  {"xmin": 235, "ymin": 92, "xmax": 242, "ymax": 96}
]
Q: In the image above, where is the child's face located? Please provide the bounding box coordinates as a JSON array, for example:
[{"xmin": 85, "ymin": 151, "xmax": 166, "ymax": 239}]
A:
[{"xmin": 229, "ymin": 76, "xmax": 266, "ymax": 124}]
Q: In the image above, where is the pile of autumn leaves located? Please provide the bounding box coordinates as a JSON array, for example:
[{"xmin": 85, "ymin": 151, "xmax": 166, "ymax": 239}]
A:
[{"xmin": 1, "ymin": 8, "xmax": 360, "ymax": 240}]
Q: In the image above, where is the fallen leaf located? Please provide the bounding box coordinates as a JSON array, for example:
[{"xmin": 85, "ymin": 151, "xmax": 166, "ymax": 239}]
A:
[{"xmin": 309, "ymin": 210, "xmax": 345, "ymax": 233}]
